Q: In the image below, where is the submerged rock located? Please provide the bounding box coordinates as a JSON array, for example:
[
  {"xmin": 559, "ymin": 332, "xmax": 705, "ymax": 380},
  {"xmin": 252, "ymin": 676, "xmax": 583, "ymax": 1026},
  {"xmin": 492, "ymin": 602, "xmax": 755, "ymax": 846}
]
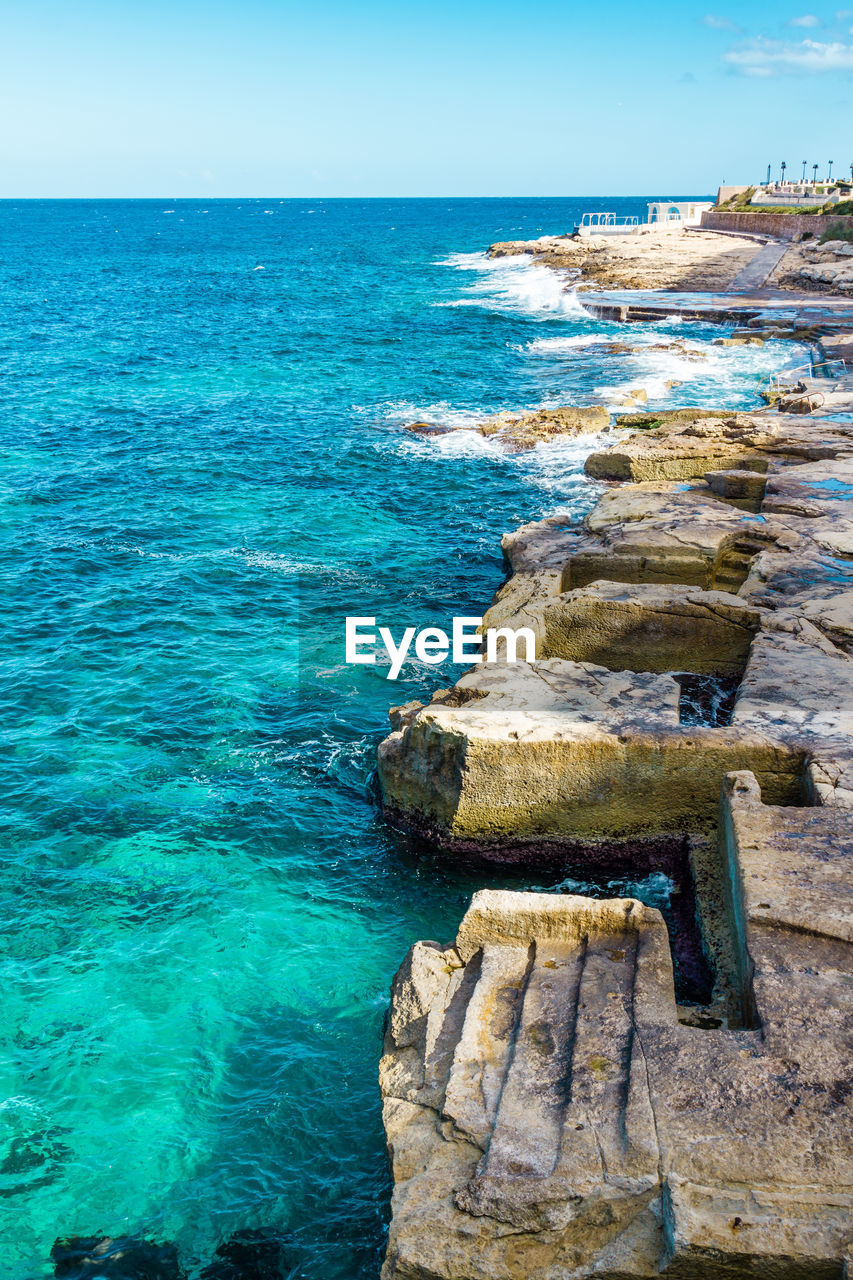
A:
[
  {"xmin": 200, "ymin": 1228, "xmax": 295, "ymax": 1280},
  {"xmin": 51, "ymin": 1236, "xmax": 184, "ymax": 1279},
  {"xmin": 403, "ymin": 421, "xmax": 452, "ymax": 436}
]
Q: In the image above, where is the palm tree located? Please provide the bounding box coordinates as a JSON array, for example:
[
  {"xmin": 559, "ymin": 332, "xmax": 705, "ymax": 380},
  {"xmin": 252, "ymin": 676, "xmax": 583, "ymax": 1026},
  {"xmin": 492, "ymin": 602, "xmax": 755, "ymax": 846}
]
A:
[
  {"xmin": 781, "ymin": 161, "xmax": 787, "ymax": 185},
  {"xmin": 802, "ymin": 160, "xmax": 808, "ymax": 183},
  {"xmin": 813, "ymin": 163, "xmax": 819, "ymax": 185},
  {"xmin": 828, "ymin": 160, "xmax": 834, "ymax": 183}
]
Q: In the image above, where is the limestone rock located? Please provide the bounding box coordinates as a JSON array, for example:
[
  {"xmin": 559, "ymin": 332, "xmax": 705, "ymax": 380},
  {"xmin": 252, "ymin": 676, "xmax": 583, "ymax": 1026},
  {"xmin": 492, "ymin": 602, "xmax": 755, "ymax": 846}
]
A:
[
  {"xmin": 586, "ymin": 416, "xmax": 774, "ymax": 482},
  {"xmin": 704, "ymin": 467, "xmax": 768, "ymax": 507},
  {"xmin": 539, "ymin": 582, "xmax": 761, "ymax": 675},
  {"xmin": 381, "ymin": 374, "xmax": 853, "ymax": 1278},
  {"xmin": 565, "ymin": 480, "xmax": 767, "ymax": 592},
  {"xmin": 477, "ymin": 405, "xmax": 609, "ymax": 451},
  {"xmin": 382, "ymin": 865, "xmax": 853, "ymax": 1279},
  {"xmin": 486, "ymin": 230, "xmax": 760, "ymax": 291},
  {"xmin": 406, "ymin": 407, "xmax": 611, "ymax": 452},
  {"xmin": 586, "ymin": 411, "xmax": 853, "ymax": 482},
  {"xmin": 377, "ymin": 658, "xmax": 801, "ymax": 846},
  {"xmin": 379, "ymin": 429, "xmax": 853, "ymax": 851},
  {"xmin": 613, "ymin": 408, "xmax": 733, "ymax": 430}
]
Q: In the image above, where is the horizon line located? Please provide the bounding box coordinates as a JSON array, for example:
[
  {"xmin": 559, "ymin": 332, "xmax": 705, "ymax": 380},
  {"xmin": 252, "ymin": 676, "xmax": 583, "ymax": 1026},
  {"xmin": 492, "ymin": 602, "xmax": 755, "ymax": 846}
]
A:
[{"xmin": 0, "ymin": 193, "xmax": 717, "ymax": 202}]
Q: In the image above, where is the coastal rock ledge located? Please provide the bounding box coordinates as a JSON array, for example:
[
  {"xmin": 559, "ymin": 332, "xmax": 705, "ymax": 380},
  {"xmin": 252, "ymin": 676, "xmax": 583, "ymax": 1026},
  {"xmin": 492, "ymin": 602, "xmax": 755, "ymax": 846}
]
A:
[
  {"xmin": 378, "ymin": 402, "xmax": 853, "ymax": 1279},
  {"xmin": 381, "ymin": 872, "xmax": 853, "ymax": 1279}
]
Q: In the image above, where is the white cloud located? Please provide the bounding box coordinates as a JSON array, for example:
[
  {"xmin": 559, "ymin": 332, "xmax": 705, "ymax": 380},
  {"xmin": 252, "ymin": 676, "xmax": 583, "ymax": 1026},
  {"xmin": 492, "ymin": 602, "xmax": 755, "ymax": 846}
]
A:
[
  {"xmin": 790, "ymin": 13, "xmax": 821, "ymax": 24},
  {"xmin": 725, "ymin": 36, "xmax": 853, "ymax": 74},
  {"xmin": 703, "ymin": 13, "xmax": 740, "ymax": 29}
]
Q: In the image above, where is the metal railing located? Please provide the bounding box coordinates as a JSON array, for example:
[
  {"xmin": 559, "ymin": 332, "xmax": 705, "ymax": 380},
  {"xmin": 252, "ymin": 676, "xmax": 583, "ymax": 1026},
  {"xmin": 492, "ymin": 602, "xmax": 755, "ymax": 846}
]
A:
[
  {"xmin": 764, "ymin": 357, "xmax": 850, "ymax": 393},
  {"xmin": 578, "ymin": 213, "xmax": 640, "ymax": 228}
]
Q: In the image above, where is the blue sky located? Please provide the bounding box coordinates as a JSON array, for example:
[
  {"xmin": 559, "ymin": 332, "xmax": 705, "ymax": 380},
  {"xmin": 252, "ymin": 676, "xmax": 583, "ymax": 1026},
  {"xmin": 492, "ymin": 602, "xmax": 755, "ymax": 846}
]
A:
[{"xmin": 2, "ymin": 0, "xmax": 851, "ymax": 196}]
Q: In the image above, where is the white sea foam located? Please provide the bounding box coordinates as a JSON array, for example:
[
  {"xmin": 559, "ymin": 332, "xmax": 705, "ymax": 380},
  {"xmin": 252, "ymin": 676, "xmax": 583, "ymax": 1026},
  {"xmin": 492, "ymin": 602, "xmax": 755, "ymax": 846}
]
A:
[
  {"xmin": 430, "ymin": 430, "xmax": 501, "ymax": 458},
  {"xmin": 372, "ymin": 400, "xmax": 491, "ymax": 432},
  {"xmin": 524, "ymin": 334, "xmax": 616, "ymax": 354},
  {"xmin": 592, "ymin": 336, "xmax": 811, "ymax": 409},
  {"xmin": 435, "ymin": 251, "xmax": 587, "ymax": 321},
  {"xmin": 518, "ymin": 432, "xmax": 611, "ymax": 507}
]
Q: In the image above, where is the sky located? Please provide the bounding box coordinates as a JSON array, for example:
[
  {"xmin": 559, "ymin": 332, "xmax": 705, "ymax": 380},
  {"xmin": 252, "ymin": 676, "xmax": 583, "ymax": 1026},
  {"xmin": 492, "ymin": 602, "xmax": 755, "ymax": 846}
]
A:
[{"xmin": 1, "ymin": 0, "xmax": 852, "ymax": 197}]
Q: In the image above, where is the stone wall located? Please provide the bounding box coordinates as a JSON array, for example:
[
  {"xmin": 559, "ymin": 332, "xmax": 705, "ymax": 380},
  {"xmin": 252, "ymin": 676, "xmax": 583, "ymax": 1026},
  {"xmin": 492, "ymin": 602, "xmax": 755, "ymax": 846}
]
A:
[
  {"xmin": 715, "ymin": 185, "xmax": 750, "ymax": 206},
  {"xmin": 702, "ymin": 210, "xmax": 853, "ymax": 240}
]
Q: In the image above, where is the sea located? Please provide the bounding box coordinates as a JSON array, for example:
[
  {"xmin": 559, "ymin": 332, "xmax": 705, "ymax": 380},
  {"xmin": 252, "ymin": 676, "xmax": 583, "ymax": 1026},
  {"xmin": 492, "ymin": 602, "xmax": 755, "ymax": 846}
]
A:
[{"xmin": 0, "ymin": 198, "xmax": 806, "ymax": 1278}]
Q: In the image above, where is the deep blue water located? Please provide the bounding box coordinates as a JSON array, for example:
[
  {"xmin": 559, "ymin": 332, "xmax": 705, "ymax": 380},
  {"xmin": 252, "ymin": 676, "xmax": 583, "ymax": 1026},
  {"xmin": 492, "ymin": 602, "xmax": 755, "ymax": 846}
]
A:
[{"xmin": 0, "ymin": 199, "xmax": 803, "ymax": 1278}]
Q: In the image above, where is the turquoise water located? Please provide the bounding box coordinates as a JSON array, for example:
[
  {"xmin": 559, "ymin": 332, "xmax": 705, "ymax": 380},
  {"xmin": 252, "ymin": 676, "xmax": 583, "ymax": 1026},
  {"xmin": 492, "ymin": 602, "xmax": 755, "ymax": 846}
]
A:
[{"xmin": 0, "ymin": 199, "xmax": 804, "ymax": 1278}]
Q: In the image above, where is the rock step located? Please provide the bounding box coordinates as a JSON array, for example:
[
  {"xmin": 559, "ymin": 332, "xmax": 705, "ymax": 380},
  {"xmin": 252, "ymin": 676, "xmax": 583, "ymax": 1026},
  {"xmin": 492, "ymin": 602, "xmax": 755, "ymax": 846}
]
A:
[
  {"xmin": 446, "ymin": 928, "xmax": 656, "ymax": 1203},
  {"xmin": 442, "ymin": 942, "xmax": 532, "ymax": 1149},
  {"xmin": 476, "ymin": 939, "xmax": 585, "ymax": 1181}
]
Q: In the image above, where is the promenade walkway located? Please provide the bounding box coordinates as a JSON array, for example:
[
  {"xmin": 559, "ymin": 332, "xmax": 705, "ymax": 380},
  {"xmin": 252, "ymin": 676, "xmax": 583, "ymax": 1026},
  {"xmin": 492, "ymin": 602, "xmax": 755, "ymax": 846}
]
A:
[{"xmin": 730, "ymin": 241, "xmax": 789, "ymax": 291}]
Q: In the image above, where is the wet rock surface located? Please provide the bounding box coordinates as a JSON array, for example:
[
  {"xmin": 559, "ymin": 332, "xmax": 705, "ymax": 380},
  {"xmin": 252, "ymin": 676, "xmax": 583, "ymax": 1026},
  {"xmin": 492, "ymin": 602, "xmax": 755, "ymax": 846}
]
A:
[{"xmin": 405, "ymin": 405, "xmax": 609, "ymax": 452}]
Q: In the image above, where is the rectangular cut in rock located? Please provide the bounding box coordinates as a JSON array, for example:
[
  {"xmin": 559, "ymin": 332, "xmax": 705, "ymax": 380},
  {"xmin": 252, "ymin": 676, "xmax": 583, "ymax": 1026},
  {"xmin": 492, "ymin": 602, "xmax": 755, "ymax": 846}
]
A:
[
  {"xmin": 541, "ymin": 583, "xmax": 761, "ymax": 675},
  {"xmin": 378, "ymin": 660, "xmax": 804, "ymax": 846},
  {"xmin": 562, "ymin": 521, "xmax": 764, "ymax": 595},
  {"xmin": 381, "ymin": 886, "xmax": 853, "ymax": 1279},
  {"xmin": 720, "ymin": 770, "xmax": 853, "ymax": 1012},
  {"xmin": 572, "ymin": 481, "xmax": 751, "ymax": 574},
  {"xmin": 449, "ymin": 895, "xmax": 665, "ymax": 1236},
  {"xmin": 441, "ymin": 942, "xmax": 531, "ymax": 1149}
]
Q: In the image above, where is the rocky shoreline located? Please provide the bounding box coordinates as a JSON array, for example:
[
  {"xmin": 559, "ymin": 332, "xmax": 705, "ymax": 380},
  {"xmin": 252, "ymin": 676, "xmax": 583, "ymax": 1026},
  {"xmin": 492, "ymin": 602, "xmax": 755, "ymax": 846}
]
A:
[
  {"xmin": 489, "ymin": 227, "xmax": 762, "ymax": 291},
  {"xmin": 489, "ymin": 225, "xmax": 853, "ymax": 295},
  {"xmin": 376, "ymin": 246, "xmax": 853, "ymax": 1278}
]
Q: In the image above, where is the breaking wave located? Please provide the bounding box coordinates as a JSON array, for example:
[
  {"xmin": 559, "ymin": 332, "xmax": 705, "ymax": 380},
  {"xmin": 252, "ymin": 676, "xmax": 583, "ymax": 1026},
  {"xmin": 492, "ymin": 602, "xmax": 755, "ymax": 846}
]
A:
[{"xmin": 435, "ymin": 251, "xmax": 588, "ymax": 320}]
